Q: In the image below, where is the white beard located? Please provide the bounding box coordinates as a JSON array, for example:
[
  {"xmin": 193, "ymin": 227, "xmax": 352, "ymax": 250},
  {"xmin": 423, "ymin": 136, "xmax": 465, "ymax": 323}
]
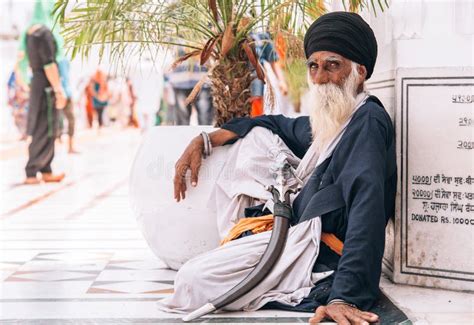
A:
[{"xmin": 308, "ymin": 63, "xmax": 360, "ymax": 152}]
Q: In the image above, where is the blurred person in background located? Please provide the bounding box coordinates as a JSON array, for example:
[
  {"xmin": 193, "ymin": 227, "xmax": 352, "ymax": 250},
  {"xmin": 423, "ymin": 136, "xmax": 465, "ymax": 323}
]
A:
[
  {"xmin": 159, "ymin": 74, "xmax": 176, "ymax": 125},
  {"xmin": 88, "ymin": 68, "xmax": 110, "ymax": 129},
  {"xmin": 57, "ymin": 58, "xmax": 78, "ymax": 153},
  {"xmin": 125, "ymin": 77, "xmax": 139, "ymax": 128},
  {"xmin": 237, "ymin": 17, "xmax": 288, "ymax": 117},
  {"xmin": 248, "ymin": 31, "xmax": 288, "ymax": 117},
  {"xmin": 116, "ymin": 76, "xmax": 134, "ymax": 128},
  {"xmin": 17, "ymin": 0, "xmax": 67, "ymax": 184},
  {"xmin": 105, "ymin": 75, "xmax": 121, "ymax": 125},
  {"xmin": 7, "ymin": 70, "xmax": 29, "ymax": 140},
  {"xmin": 130, "ymin": 63, "xmax": 162, "ymax": 132},
  {"xmin": 82, "ymin": 77, "xmax": 94, "ymax": 128},
  {"xmin": 167, "ymin": 48, "xmax": 214, "ymax": 125},
  {"xmin": 74, "ymin": 76, "xmax": 93, "ymax": 128},
  {"xmin": 101, "ymin": 76, "xmax": 136, "ymax": 128}
]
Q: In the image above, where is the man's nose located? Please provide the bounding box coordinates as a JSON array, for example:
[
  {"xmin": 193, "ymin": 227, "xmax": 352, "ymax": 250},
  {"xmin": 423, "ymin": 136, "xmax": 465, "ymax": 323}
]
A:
[{"xmin": 312, "ymin": 69, "xmax": 329, "ymax": 85}]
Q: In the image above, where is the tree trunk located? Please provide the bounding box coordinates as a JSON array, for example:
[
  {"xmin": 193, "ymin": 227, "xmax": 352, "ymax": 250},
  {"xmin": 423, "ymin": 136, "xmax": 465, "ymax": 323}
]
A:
[{"xmin": 210, "ymin": 58, "xmax": 254, "ymax": 127}]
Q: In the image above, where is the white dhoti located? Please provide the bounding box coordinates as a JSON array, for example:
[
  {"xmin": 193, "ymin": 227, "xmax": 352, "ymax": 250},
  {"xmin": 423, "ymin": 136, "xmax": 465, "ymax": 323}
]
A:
[{"xmin": 157, "ymin": 217, "xmax": 330, "ymax": 313}]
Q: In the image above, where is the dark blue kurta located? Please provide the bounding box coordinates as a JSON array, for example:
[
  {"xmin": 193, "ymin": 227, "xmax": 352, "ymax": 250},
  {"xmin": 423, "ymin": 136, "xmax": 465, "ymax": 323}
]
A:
[{"xmin": 221, "ymin": 96, "xmax": 397, "ymax": 311}]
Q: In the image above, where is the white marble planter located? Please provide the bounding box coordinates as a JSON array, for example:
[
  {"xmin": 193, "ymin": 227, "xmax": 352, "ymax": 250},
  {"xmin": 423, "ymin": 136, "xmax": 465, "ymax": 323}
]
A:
[{"xmin": 129, "ymin": 126, "xmax": 225, "ymax": 270}]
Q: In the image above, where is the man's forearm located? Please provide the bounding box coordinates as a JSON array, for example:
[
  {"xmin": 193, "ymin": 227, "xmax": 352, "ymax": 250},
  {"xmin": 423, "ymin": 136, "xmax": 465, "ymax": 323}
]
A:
[
  {"xmin": 209, "ymin": 129, "xmax": 238, "ymax": 147},
  {"xmin": 188, "ymin": 129, "xmax": 238, "ymax": 156},
  {"xmin": 44, "ymin": 63, "xmax": 63, "ymax": 92}
]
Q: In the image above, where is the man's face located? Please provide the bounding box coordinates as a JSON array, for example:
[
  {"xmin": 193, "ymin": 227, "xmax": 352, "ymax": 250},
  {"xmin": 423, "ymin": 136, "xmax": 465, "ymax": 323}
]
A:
[
  {"xmin": 306, "ymin": 51, "xmax": 366, "ymax": 151},
  {"xmin": 306, "ymin": 51, "xmax": 365, "ymax": 89}
]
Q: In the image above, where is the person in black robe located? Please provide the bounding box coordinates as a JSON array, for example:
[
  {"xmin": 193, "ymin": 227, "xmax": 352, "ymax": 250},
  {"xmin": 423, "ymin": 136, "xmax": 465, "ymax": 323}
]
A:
[
  {"xmin": 21, "ymin": 4, "xmax": 67, "ymax": 184},
  {"xmin": 173, "ymin": 12, "xmax": 396, "ymax": 324}
]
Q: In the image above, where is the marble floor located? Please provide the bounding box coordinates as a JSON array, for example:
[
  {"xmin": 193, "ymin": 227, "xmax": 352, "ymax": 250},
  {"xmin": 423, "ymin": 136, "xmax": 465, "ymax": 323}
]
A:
[{"xmin": 0, "ymin": 128, "xmax": 472, "ymax": 324}]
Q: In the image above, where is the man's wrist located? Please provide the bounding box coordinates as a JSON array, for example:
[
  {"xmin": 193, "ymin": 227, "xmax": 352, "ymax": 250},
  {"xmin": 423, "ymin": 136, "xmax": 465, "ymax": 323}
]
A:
[
  {"xmin": 200, "ymin": 132, "xmax": 212, "ymax": 158},
  {"xmin": 192, "ymin": 135, "xmax": 204, "ymax": 151},
  {"xmin": 53, "ymin": 86, "xmax": 64, "ymax": 94},
  {"xmin": 327, "ymin": 299, "xmax": 357, "ymax": 309}
]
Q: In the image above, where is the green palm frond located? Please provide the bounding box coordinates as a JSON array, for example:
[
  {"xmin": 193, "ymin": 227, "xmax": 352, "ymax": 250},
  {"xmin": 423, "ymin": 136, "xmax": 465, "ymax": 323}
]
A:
[
  {"xmin": 54, "ymin": 0, "xmax": 389, "ymax": 118},
  {"xmin": 54, "ymin": 0, "xmax": 388, "ymax": 65}
]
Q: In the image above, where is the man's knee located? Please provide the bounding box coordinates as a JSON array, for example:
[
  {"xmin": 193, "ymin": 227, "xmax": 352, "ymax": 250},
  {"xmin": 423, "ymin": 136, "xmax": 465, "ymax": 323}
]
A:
[{"xmin": 176, "ymin": 260, "xmax": 205, "ymax": 286}]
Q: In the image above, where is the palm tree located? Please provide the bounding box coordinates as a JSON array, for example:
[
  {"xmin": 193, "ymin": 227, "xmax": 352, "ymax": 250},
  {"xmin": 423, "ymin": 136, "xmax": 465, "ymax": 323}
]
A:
[{"xmin": 54, "ymin": 0, "xmax": 388, "ymax": 126}]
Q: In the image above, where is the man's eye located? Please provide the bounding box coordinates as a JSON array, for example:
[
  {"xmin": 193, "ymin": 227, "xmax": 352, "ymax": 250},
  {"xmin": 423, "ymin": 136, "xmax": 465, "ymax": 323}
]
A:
[
  {"xmin": 329, "ymin": 62, "xmax": 339, "ymax": 69},
  {"xmin": 309, "ymin": 63, "xmax": 318, "ymax": 71}
]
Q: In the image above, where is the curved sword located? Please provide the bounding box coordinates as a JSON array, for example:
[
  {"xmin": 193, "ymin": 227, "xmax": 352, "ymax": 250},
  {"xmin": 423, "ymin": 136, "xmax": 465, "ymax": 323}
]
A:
[{"xmin": 183, "ymin": 158, "xmax": 300, "ymax": 322}]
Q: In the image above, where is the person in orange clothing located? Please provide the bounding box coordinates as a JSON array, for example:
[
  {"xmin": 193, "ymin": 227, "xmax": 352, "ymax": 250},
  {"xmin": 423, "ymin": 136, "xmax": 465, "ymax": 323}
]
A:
[
  {"xmin": 88, "ymin": 68, "xmax": 110, "ymax": 128},
  {"xmin": 84, "ymin": 80, "xmax": 94, "ymax": 128}
]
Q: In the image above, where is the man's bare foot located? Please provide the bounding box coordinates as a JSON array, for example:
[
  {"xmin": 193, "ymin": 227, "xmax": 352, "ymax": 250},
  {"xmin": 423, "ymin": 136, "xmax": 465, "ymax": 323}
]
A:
[
  {"xmin": 24, "ymin": 177, "xmax": 40, "ymax": 185},
  {"xmin": 42, "ymin": 173, "xmax": 65, "ymax": 183},
  {"xmin": 68, "ymin": 149, "xmax": 80, "ymax": 154}
]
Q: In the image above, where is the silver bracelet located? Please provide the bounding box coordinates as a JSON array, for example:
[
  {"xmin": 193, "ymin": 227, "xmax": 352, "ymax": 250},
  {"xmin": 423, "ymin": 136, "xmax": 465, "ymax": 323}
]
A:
[
  {"xmin": 201, "ymin": 132, "xmax": 212, "ymax": 158},
  {"xmin": 207, "ymin": 132, "xmax": 213, "ymax": 156},
  {"xmin": 201, "ymin": 132, "xmax": 208, "ymax": 159}
]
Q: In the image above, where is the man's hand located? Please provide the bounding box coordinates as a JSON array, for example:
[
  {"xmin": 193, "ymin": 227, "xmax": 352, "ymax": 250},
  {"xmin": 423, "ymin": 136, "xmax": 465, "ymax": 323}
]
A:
[
  {"xmin": 55, "ymin": 90, "xmax": 67, "ymax": 110},
  {"xmin": 174, "ymin": 136, "xmax": 204, "ymax": 202},
  {"xmin": 43, "ymin": 62, "xmax": 66, "ymax": 109},
  {"xmin": 173, "ymin": 129, "xmax": 238, "ymax": 202},
  {"xmin": 309, "ymin": 304, "xmax": 379, "ymax": 325}
]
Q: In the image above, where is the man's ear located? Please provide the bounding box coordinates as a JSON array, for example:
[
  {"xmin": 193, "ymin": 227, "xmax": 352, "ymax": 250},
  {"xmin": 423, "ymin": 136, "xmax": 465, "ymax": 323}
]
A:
[{"xmin": 357, "ymin": 65, "xmax": 367, "ymax": 82}]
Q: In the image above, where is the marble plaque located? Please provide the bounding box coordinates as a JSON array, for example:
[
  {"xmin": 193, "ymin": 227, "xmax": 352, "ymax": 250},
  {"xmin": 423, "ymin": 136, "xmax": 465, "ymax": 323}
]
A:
[{"xmin": 395, "ymin": 68, "xmax": 474, "ymax": 290}]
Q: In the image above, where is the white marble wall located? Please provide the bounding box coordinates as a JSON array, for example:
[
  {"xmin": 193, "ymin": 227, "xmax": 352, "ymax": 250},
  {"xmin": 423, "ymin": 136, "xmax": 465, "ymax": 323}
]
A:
[{"xmin": 364, "ymin": 0, "xmax": 474, "ymax": 291}]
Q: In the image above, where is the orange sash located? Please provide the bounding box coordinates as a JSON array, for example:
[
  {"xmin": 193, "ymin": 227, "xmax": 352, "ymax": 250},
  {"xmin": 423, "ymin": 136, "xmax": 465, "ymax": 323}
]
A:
[{"xmin": 221, "ymin": 215, "xmax": 343, "ymax": 256}]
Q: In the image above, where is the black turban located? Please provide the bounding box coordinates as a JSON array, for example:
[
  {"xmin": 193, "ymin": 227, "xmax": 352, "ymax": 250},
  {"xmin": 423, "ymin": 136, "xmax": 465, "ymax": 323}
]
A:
[{"xmin": 304, "ymin": 12, "xmax": 378, "ymax": 79}]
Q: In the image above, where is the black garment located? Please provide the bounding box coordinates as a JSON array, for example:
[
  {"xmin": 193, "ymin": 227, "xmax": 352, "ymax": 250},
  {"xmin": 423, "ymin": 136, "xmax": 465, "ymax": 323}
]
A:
[
  {"xmin": 95, "ymin": 106, "xmax": 105, "ymax": 127},
  {"xmin": 25, "ymin": 25, "xmax": 58, "ymax": 178},
  {"xmin": 221, "ymin": 96, "xmax": 396, "ymax": 311}
]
